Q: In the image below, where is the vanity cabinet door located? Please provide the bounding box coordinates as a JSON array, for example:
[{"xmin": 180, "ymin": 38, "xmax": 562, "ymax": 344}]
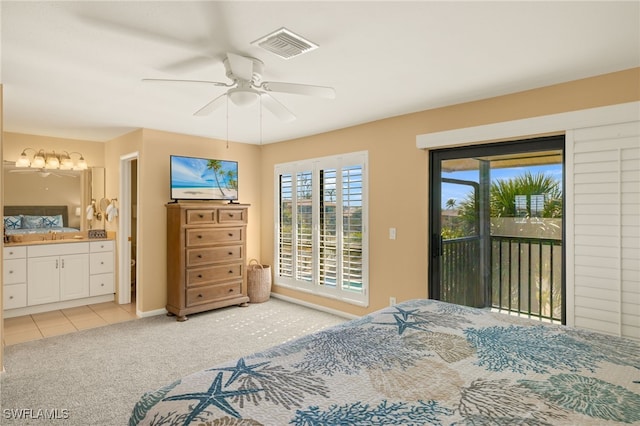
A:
[
  {"xmin": 27, "ymin": 256, "xmax": 61, "ymax": 305},
  {"xmin": 59, "ymin": 254, "xmax": 90, "ymax": 301}
]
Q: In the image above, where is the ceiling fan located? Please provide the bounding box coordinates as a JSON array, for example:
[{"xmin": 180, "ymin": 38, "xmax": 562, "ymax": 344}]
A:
[{"xmin": 143, "ymin": 52, "xmax": 335, "ymax": 122}]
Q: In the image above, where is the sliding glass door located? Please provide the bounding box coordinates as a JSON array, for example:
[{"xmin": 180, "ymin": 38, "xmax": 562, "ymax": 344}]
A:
[{"xmin": 429, "ymin": 136, "xmax": 565, "ymax": 323}]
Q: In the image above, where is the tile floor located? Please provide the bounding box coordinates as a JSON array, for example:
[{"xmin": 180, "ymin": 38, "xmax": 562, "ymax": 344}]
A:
[{"xmin": 3, "ymin": 300, "xmax": 138, "ymax": 346}]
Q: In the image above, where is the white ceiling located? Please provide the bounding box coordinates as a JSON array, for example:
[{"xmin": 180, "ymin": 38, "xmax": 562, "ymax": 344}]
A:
[{"xmin": 2, "ymin": 1, "xmax": 639, "ymax": 144}]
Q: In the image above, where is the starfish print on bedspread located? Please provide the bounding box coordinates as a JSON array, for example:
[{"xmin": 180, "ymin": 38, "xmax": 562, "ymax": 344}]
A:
[
  {"xmin": 162, "ymin": 372, "xmax": 261, "ymax": 423},
  {"xmin": 374, "ymin": 305, "xmax": 469, "ymax": 334},
  {"xmin": 209, "ymin": 358, "xmax": 270, "ymax": 386}
]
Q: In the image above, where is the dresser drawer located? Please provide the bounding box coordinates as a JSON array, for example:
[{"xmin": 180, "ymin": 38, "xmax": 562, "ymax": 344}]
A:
[
  {"xmin": 4, "ymin": 258, "xmax": 26, "ymax": 284},
  {"xmin": 187, "ymin": 245, "xmax": 243, "ymax": 267},
  {"xmin": 186, "ymin": 228, "xmax": 243, "ymax": 246},
  {"xmin": 90, "ymin": 252, "xmax": 114, "ymax": 274},
  {"xmin": 4, "ymin": 283, "xmax": 27, "ymax": 309},
  {"xmin": 90, "ymin": 240, "xmax": 114, "ymax": 253},
  {"xmin": 187, "ymin": 263, "xmax": 243, "ymax": 286},
  {"xmin": 4, "ymin": 246, "xmax": 26, "ymax": 260},
  {"xmin": 90, "ymin": 273, "xmax": 114, "ymax": 296},
  {"xmin": 217, "ymin": 209, "xmax": 247, "ymax": 224},
  {"xmin": 186, "ymin": 210, "xmax": 216, "ymax": 224},
  {"xmin": 186, "ymin": 282, "xmax": 242, "ymax": 306}
]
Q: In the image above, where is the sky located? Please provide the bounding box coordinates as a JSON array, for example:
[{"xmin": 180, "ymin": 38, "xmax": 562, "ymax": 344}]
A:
[{"xmin": 441, "ymin": 163, "xmax": 563, "ymax": 209}]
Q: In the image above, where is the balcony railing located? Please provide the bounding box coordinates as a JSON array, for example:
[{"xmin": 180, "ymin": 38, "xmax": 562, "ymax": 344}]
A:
[{"xmin": 441, "ymin": 235, "xmax": 563, "ymax": 323}]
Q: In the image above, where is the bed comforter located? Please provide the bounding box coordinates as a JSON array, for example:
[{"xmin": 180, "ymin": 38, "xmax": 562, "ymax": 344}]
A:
[{"xmin": 130, "ymin": 299, "xmax": 640, "ymax": 425}]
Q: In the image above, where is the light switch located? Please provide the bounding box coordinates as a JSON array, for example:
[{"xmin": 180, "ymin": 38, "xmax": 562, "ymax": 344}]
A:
[{"xmin": 389, "ymin": 227, "xmax": 396, "ymax": 240}]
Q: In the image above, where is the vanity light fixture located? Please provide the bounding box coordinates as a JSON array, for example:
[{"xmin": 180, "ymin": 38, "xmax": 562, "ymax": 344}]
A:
[{"xmin": 15, "ymin": 148, "xmax": 88, "ymax": 171}]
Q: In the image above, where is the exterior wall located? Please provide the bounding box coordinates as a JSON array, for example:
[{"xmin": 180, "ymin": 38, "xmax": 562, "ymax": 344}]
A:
[{"xmin": 260, "ymin": 68, "xmax": 640, "ymax": 318}]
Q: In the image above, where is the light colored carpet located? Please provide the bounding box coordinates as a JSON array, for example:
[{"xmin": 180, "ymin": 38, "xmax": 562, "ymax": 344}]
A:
[{"xmin": 0, "ymin": 298, "xmax": 348, "ymax": 425}]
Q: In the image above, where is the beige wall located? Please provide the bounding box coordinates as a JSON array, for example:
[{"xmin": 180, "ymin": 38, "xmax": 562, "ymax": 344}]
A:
[
  {"xmin": 105, "ymin": 129, "xmax": 262, "ymax": 313},
  {"xmin": 260, "ymin": 67, "xmax": 640, "ymax": 317}
]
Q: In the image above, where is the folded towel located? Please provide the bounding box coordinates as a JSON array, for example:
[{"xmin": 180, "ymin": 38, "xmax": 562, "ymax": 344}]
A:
[{"xmin": 86, "ymin": 205, "xmax": 94, "ymax": 220}]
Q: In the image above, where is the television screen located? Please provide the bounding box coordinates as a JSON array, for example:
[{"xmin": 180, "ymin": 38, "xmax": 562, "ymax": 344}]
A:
[{"xmin": 170, "ymin": 155, "xmax": 238, "ymax": 201}]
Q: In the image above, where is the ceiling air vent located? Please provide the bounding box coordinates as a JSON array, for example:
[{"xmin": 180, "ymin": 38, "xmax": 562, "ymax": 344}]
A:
[{"xmin": 251, "ymin": 27, "xmax": 318, "ymax": 60}]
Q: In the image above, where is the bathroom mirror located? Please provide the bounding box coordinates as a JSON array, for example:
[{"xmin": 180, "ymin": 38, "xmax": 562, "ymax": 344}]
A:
[{"xmin": 3, "ymin": 164, "xmax": 90, "ymax": 230}]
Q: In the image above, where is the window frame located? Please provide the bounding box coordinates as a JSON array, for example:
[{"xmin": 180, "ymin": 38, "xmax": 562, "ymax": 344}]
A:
[{"xmin": 274, "ymin": 151, "xmax": 369, "ymax": 307}]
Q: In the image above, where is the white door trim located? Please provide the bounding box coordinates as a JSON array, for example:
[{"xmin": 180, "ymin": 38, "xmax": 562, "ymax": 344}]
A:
[{"xmin": 118, "ymin": 152, "xmax": 139, "ymax": 311}]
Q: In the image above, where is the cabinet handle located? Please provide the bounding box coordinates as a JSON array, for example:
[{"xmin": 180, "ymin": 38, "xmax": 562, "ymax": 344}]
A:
[
  {"xmin": 56, "ymin": 260, "xmax": 59, "ymax": 269},
  {"xmin": 62, "ymin": 259, "xmax": 65, "ymax": 268}
]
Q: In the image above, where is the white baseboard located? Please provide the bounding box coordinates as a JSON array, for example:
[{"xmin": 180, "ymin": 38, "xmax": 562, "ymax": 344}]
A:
[
  {"xmin": 270, "ymin": 293, "xmax": 360, "ymax": 320},
  {"xmin": 137, "ymin": 307, "xmax": 167, "ymax": 318}
]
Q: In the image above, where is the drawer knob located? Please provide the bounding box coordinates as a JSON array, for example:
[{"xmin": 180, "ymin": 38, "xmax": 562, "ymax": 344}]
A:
[
  {"xmin": 101, "ymin": 261, "xmax": 104, "ymax": 265},
  {"xmin": 9, "ymin": 270, "xmax": 13, "ymax": 274},
  {"xmin": 197, "ymin": 235, "xmax": 203, "ymax": 239},
  {"xmin": 228, "ymin": 252, "xmax": 233, "ymax": 255},
  {"xmin": 197, "ymin": 274, "xmax": 203, "ymax": 278},
  {"xmin": 197, "ymin": 294, "xmax": 203, "ymax": 298},
  {"xmin": 228, "ymin": 233, "xmax": 233, "ymax": 237},
  {"xmin": 9, "ymin": 296, "xmax": 14, "ymax": 300},
  {"xmin": 228, "ymin": 270, "xmax": 233, "ymax": 274},
  {"xmin": 197, "ymin": 254, "xmax": 202, "ymax": 258},
  {"xmin": 198, "ymin": 214, "xmax": 204, "ymax": 218},
  {"xmin": 228, "ymin": 213, "xmax": 234, "ymax": 217},
  {"xmin": 9, "ymin": 251, "xmax": 13, "ymax": 255},
  {"xmin": 228, "ymin": 288, "xmax": 233, "ymax": 292}
]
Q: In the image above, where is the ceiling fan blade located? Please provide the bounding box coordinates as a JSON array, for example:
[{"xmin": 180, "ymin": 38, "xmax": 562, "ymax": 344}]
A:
[
  {"xmin": 260, "ymin": 93, "xmax": 296, "ymax": 123},
  {"xmin": 159, "ymin": 55, "xmax": 216, "ymax": 74},
  {"xmin": 226, "ymin": 52, "xmax": 254, "ymax": 82},
  {"xmin": 142, "ymin": 78, "xmax": 230, "ymax": 87},
  {"xmin": 261, "ymin": 81, "xmax": 336, "ymax": 99},
  {"xmin": 194, "ymin": 93, "xmax": 227, "ymax": 116}
]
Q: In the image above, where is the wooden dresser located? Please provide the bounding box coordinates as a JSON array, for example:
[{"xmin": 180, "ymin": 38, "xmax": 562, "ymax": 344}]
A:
[{"xmin": 166, "ymin": 202, "xmax": 250, "ymax": 321}]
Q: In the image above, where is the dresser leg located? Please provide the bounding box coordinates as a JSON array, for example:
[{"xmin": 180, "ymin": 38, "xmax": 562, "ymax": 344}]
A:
[
  {"xmin": 239, "ymin": 302, "xmax": 249, "ymax": 307},
  {"xmin": 176, "ymin": 315, "xmax": 188, "ymax": 321}
]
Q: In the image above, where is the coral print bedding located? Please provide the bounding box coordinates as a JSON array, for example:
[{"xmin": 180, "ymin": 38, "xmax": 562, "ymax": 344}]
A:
[{"xmin": 130, "ymin": 299, "xmax": 640, "ymax": 426}]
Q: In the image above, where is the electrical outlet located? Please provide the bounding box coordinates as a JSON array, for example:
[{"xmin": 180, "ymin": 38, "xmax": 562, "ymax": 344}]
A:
[
  {"xmin": 389, "ymin": 227, "xmax": 396, "ymax": 240},
  {"xmin": 389, "ymin": 297, "xmax": 396, "ymax": 306}
]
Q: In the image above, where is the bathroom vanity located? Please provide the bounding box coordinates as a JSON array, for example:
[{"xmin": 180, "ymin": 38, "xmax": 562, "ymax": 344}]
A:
[{"xmin": 3, "ymin": 237, "xmax": 115, "ymax": 318}]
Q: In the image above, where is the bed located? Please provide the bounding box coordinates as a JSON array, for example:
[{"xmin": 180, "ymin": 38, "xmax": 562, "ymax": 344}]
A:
[
  {"xmin": 129, "ymin": 299, "xmax": 640, "ymax": 425},
  {"xmin": 3, "ymin": 205, "xmax": 79, "ymax": 235}
]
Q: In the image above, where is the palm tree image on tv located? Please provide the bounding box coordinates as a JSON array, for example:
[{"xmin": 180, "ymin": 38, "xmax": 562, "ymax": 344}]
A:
[{"xmin": 171, "ymin": 156, "xmax": 238, "ymax": 200}]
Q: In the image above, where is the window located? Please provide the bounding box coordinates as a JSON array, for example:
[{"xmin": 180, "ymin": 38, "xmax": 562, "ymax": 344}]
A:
[{"xmin": 275, "ymin": 151, "xmax": 368, "ymax": 306}]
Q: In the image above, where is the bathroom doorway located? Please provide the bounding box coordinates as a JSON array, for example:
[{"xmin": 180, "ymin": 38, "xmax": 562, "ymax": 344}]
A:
[{"xmin": 118, "ymin": 153, "xmax": 139, "ymax": 312}]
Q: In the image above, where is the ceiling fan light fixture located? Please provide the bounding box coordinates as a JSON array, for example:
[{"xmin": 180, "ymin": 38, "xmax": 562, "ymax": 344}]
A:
[{"xmin": 228, "ymin": 88, "xmax": 260, "ymax": 107}]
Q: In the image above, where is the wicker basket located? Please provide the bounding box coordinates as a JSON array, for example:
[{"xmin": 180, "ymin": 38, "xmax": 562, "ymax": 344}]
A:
[{"xmin": 247, "ymin": 259, "xmax": 272, "ymax": 303}]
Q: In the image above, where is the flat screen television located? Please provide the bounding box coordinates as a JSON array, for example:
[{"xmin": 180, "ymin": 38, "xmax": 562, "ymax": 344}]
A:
[{"xmin": 170, "ymin": 155, "xmax": 238, "ymax": 201}]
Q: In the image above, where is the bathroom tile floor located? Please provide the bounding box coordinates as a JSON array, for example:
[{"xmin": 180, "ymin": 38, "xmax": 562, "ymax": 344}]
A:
[{"xmin": 2, "ymin": 300, "xmax": 138, "ymax": 346}]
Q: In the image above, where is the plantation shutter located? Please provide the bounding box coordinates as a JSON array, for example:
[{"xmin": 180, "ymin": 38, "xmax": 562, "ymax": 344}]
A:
[{"xmin": 275, "ymin": 152, "xmax": 369, "ymax": 306}]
